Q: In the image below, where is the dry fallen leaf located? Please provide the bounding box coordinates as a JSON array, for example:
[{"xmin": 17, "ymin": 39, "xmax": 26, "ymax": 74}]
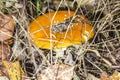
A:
[
  {"xmin": 100, "ymin": 70, "xmax": 120, "ymax": 80},
  {"xmin": 39, "ymin": 64, "xmax": 74, "ymax": 80},
  {"xmin": 2, "ymin": 61, "xmax": 24, "ymax": 80},
  {"xmin": 0, "ymin": 14, "xmax": 15, "ymax": 41},
  {"xmin": 0, "ymin": 44, "xmax": 11, "ymax": 62}
]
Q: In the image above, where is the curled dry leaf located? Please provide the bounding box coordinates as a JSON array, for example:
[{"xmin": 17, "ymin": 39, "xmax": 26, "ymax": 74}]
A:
[
  {"xmin": 0, "ymin": 44, "xmax": 11, "ymax": 62},
  {"xmin": 2, "ymin": 61, "xmax": 24, "ymax": 80},
  {"xmin": 39, "ymin": 64, "xmax": 74, "ymax": 80},
  {"xmin": 100, "ymin": 70, "xmax": 120, "ymax": 80},
  {"xmin": 0, "ymin": 14, "xmax": 15, "ymax": 41}
]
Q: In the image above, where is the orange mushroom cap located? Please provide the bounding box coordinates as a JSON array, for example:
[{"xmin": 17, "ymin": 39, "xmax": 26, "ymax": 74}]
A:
[{"xmin": 29, "ymin": 11, "xmax": 94, "ymax": 49}]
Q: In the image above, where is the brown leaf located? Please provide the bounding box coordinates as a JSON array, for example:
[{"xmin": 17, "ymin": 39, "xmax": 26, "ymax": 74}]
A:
[
  {"xmin": 39, "ymin": 64, "xmax": 74, "ymax": 80},
  {"xmin": 2, "ymin": 61, "xmax": 24, "ymax": 80},
  {"xmin": 0, "ymin": 44, "xmax": 11, "ymax": 62},
  {"xmin": 0, "ymin": 14, "xmax": 15, "ymax": 41}
]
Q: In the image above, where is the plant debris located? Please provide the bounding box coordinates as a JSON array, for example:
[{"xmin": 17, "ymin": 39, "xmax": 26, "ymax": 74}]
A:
[
  {"xmin": 0, "ymin": 44, "xmax": 11, "ymax": 63},
  {"xmin": 2, "ymin": 61, "xmax": 24, "ymax": 80},
  {"xmin": 0, "ymin": 0, "xmax": 120, "ymax": 80},
  {"xmin": 39, "ymin": 64, "xmax": 74, "ymax": 80},
  {"xmin": 0, "ymin": 14, "xmax": 15, "ymax": 41}
]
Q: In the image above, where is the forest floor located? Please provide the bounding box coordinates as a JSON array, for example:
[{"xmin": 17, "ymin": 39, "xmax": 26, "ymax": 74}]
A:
[{"xmin": 0, "ymin": 0, "xmax": 120, "ymax": 80}]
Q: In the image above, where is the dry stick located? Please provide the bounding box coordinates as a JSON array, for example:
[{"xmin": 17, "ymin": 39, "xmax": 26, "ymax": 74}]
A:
[
  {"xmin": 31, "ymin": 53, "xmax": 38, "ymax": 79},
  {"xmin": 86, "ymin": 49, "xmax": 112, "ymax": 67},
  {"xmin": 59, "ymin": 0, "xmax": 84, "ymax": 40},
  {"xmin": 94, "ymin": 37, "xmax": 119, "ymax": 45},
  {"xmin": 34, "ymin": 46, "xmax": 50, "ymax": 65},
  {"xmin": 102, "ymin": 39, "xmax": 117, "ymax": 65},
  {"xmin": 85, "ymin": 58, "xmax": 103, "ymax": 73},
  {"xmin": 49, "ymin": 0, "xmax": 63, "ymax": 64}
]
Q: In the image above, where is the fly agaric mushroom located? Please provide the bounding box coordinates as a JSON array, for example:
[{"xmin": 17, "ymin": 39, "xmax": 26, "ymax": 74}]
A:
[{"xmin": 29, "ymin": 11, "xmax": 94, "ymax": 50}]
